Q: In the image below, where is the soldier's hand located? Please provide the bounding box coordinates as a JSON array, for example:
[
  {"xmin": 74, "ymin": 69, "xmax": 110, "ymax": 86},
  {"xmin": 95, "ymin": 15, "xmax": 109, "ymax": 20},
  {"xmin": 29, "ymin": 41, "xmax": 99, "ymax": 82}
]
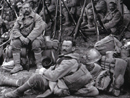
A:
[
  {"xmin": 20, "ymin": 36, "xmax": 26, "ymax": 43},
  {"xmin": 35, "ymin": 68, "xmax": 46, "ymax": 74},
  {"xmin": 23, "ymin": 38, "xmax": 30, "ymax": 45},
  {"xmin": 20, "ymin": 36, "xmax": 30, "ymax": 45}
]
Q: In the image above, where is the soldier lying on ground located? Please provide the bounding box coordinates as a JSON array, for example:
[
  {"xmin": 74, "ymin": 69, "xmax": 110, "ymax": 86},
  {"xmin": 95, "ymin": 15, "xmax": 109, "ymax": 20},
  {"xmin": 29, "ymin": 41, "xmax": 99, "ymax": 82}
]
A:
[
  {"xmin": 9, "ymin": 2, "xmax": 47, "ymax": 74},
  {"xmin": 82, "ymin": 48, "xmax": 127, "ymax": 96},
  {"xmin": 2, "ymin": 37, "xmax": 99, "ymax": 98}
]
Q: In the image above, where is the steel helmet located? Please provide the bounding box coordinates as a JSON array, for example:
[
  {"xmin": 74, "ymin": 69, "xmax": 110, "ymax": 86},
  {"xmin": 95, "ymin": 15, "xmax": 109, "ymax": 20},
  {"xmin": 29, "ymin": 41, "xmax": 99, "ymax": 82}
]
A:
[
  {"xmin": 86, "ymin": 48, "xmax": 101, "ymax": 64},
  {"xmin": 42, "ymin": 56, "xmax": 52, "ymax": 68}
]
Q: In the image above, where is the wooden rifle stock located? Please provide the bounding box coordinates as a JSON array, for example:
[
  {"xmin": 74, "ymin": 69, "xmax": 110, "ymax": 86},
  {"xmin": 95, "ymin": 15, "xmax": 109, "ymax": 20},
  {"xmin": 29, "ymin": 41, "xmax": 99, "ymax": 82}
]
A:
[
  {"xmin": 52, "ymin": 0, "xmax": 58, "ymax": 39},
  {"xmin": 91, "ymin": 0, "xmax": 100, "ymax": 41},
  {"xmin": 73, "ymin": 0, "xmax": 87, "ymax": 39},
  {"xmin": 61, "ymin": 0, "xmax": 86, "ymax": 41},
  {"xmin": 58, "ymin": 0, "xmax": 62, "ymax": 42},
  {"xmin": 119, "ymin": 21, "xmax": 130, "ymax": 41}
]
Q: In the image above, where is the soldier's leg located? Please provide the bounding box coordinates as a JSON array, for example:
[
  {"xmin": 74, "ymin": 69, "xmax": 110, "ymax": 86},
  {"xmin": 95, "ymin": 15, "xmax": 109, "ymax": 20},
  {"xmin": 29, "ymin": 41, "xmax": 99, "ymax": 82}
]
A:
[
  {"xmin": 81, "ymin": 7, "xmax": 87, "ymax": 27},
  {"xmin": 32, "ymin": 39, "xmax": 43, "ymax": 69},
  {"xmin": 74, "ymin": 84, "xmax": 99, "ymax": 97},
  {"xmin": 4, "ymin": 74, "xmax": 48, "ymax": 98},
  {"xmin": 111, "ymin": 58, "xmax": 127, "ymax": 96},
  {"xmin": 62, "ymin": 8, "xmax": 70, "ymax": 26},
  {"xmin": 10, "ymin": 39, "xmax": 23, "ymax": 74}
]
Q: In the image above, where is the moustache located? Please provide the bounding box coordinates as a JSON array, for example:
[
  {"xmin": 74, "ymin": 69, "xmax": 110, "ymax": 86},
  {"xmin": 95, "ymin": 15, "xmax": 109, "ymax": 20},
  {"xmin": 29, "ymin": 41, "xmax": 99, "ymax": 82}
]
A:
[{"xmin": 62, "ymin": 49, "xmax": 67, "ymax": 52}]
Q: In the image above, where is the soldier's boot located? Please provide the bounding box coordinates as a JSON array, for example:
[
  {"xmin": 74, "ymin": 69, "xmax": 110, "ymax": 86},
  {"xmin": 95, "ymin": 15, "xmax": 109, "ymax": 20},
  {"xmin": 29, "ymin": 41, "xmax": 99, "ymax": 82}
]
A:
[
  {"xmin": 11, "ymin": 53, "xmax": 23, "ymax": 74},
  {"xmin": 4, "ymin": 82, "xmax": 31, "ymax": 98},
  {"xmin": 0, "ymin": 74, "xmax": 26, "ymax": 87},
  {"xmin": 34, "ymin": 52, "xmax": 43, "ymax": 69},
  {"xmin": 63, "ymin": 13, "xmax": 70, "ymax": 26},
  {"xmin": 81, "ymin": 16, "xmax": 87, "ymax": 27}
]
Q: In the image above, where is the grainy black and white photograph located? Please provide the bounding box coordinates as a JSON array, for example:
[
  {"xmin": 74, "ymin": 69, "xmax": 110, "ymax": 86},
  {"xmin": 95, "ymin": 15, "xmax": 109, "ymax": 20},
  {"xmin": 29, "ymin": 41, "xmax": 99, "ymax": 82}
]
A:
[{"xmin": 0, "ymin": 0, "xmax": 130, "ymax": 98}]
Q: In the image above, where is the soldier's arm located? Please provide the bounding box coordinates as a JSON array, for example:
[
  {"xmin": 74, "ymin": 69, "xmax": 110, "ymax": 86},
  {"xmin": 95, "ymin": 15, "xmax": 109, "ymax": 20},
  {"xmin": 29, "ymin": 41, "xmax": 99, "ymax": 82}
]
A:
[
  {"xmin": 43, "ymin": 59, "xmax": 78, "ymax": 82},
  {"xmin": 11, "ymin": 18, "xmax": 23, "ymax": 39},
  {"xmin": 104, "ymin": 12, "xmax": 122, "ymax": 29},
  {"xmin": 27, "ymin": 14, "xmax": 47, "ymax": 41}
]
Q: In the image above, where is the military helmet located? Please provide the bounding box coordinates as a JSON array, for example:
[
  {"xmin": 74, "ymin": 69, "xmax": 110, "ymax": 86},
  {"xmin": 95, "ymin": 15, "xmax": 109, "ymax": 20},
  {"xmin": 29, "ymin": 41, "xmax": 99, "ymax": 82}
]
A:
[
  {"xmin": 42, "ymin": 56, "xmax": 52, "ymax": 68},
  {"xmin": 86, "ymin": 48, "xmax": 101, "ymax": 64}
]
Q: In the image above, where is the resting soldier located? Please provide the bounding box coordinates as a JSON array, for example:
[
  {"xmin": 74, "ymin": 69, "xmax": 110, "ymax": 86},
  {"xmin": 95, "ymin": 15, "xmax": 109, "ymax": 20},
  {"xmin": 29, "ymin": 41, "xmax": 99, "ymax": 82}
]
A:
[
  {"xmin": 102, "ymin": 1, "xmax": 122, "ymax": 35},
  {"xmin": 81, "ymin": 0, "xmax": 107, "ymax": 26},
  {"xmin": 9, "ymin": 2, "xmax": 47, "ymax": 74},
  {"xmin": 62, "ymin": 0, "xmax": 83, "ymax": 26},
  {"xmin": 83, "ymin": 48, "xmax": 127, "ymax": 96},
  {"xmin": 3, "ymin": 37, "xmax": 99, "ymax": 98}
]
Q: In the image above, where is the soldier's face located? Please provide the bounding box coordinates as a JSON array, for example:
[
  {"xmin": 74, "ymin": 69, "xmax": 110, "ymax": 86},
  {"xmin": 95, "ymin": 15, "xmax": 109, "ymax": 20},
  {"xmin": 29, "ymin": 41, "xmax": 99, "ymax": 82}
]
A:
[
  {"xmin": 61, "ymin": 40, "xmax": 73, "ymax": 55},
  {"xmin": 22, "ymin": 3, "xmax": 32, "ymax": 16},
  {"xmin": 109, "ymin": 3, "xmax": 116, "ymax": 11}
]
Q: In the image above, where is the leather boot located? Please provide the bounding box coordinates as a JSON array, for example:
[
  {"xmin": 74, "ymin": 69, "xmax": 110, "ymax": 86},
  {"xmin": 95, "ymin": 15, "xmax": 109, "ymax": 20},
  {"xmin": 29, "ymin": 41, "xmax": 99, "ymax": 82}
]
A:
[
  {"xmin": 11, "ymin": 53, "xmax": 23, "ymax": 74},
  {"xmin": 63, "ymin": 13, "xmax": 70, "ymax": 26},
  {"xmin": 4, "ymin": 82, "xmax": 31, "ymax": 98},
  {"xmin": 34, "ymin": 52, "xmax": 43, "ymax": 69}
]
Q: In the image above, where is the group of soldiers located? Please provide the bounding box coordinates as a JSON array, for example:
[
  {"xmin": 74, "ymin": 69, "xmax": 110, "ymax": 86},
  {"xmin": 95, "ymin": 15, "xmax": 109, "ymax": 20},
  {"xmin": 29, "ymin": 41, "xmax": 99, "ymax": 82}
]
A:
[{"xmin": 0, "ymin": 0, "xmax": 130, "ymax": 98}]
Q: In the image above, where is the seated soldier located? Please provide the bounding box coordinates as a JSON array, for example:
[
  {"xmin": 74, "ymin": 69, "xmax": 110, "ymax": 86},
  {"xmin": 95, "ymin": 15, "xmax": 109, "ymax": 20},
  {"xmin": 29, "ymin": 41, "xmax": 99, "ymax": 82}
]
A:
[
  {"xmin": 62, "ymin": 0, "xmax": 83, "ymax": 26},
  {"xmin": 102, "ymin": 0, "xmax": 123, "ymax": 35},
  {"xmin": 3, "ymin": 37, "xmax": 99, "ymax": 98},
  {"xmin": 9, "ymin": 2, "xmax": 47, "ymax": 74},
  {"xmin": 81, "ymin": 0, "xmax": 107, "ymax": 26},
  {"xmin": 40, "ymin": 0, "xmax": 56, "ymax": 21}
]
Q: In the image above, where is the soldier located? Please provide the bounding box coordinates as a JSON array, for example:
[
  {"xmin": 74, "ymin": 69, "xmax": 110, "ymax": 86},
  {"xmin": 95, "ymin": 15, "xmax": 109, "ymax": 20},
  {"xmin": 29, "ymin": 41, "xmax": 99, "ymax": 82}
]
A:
[
  {"xmin": 102, "ymin": 1, "xmax": 122, "ymax": 35},
  {"xmin": 2, "ymin": 1, "xmax": 16, "ymax": 30},
  {"xmin": 39, "ymin": 0, "xmax": 56, "ymax": 21},
  {"xmin": 9, "ymin": 2, "xmax": 47, "ymax": 74},
  {"xmin": 62, "ymin": 0, "xmax": 83, "ymax": 26},
  {"xmin": 16, "ymin": 1, "xmax": 23, "ymax": 16},
  {"xmin": 84, "ymin": 48, "xmax": 127, "ymax": 96},
  {"xmin": 81, "ymin": 0, "xmax": 107, "ymax": 26},
  {"xmin": 4, "ymin": 37, "xmax": 99, "ymax": 98}
]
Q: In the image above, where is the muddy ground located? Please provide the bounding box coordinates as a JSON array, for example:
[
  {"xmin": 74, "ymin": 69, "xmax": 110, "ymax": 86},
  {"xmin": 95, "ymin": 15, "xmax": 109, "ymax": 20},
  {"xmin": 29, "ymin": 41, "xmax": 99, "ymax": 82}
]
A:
[{"xmin": 0, "ymin": 27, "xmax": 130, "ymax": 98}]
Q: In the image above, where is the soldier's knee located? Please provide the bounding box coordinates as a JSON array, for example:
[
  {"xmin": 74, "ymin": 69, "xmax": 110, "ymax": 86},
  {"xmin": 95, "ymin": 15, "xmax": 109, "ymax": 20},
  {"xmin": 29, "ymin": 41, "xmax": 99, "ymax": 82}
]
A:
[
  {"xmin": 11, "ymin": 39, "xmax": 22, "ymax": 50},
  {"xmin": 32, "ymin": 40, "xmax": 41, "ymax": 51},
  {"xmin": 29, "ymin": 74, "xmax": 43, "ymax": 82}
]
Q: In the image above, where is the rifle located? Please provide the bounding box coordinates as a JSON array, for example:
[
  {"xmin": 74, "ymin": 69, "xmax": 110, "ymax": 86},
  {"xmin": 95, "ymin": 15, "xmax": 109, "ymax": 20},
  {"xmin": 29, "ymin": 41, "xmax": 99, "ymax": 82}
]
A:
[
  {"xmin": 4, "ymin": 0, "xmax": 18, "ymax": 18},
  {"xmin": 61, "ymin": 0, "xmax": 87, "ymax": 41},
  {"xmin": 91, "ymin": 0, "xmax": 109, "ymax": 41},
  {"xmin": 58, "ymin": 0, "xmax": 62, "ymax": 42},
  {"xmin": 91, "ymin": 0, "xmax": 100, "ymax": 41},
  {"xmin": 52, "ymin": 0, "xmax": 58, "ymax": 39},
  {"xmin": 44, "ymin": 0, "xmax": 53, "ymax": 23},
  {"xmin": 119, "ymin": 21, "xmax": 130, "ymax": 41},
  {"xmin": 73, "ymin": 0, "xmax": 87, "ymax": 40},
  {"xmin": 0, "ymin": 39, "xmax": 11, "ymax": 47}
]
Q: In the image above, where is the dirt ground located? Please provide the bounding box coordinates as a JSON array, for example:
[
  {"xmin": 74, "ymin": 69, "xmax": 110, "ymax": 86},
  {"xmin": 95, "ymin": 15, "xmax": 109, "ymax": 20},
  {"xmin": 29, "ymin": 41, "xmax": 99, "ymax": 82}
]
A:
[{"xmin": 0, "ymin": 27, "xmax": 130, "ymax": 98}]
